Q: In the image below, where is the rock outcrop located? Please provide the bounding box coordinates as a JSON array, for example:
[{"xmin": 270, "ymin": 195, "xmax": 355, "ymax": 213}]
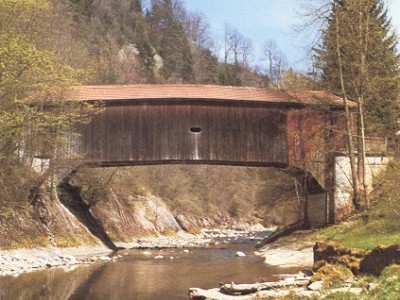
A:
[
  {"xmin": 0, "ymin": 187, "xmax": 97, "ymax": 250},
  {"xmin": 88, "ymin": 192, "xmax": 182, "ymax": 241},
  {"xmin": 313, "ymin": 241, "xmax": 366, "ymax": 274},
  {"xmin": 359, "ymin": 244, "xmax": 400, "ymax": 275},
  {"xmin": 314, "ymin": 241, "xmax": 400, "ymax": 276}
]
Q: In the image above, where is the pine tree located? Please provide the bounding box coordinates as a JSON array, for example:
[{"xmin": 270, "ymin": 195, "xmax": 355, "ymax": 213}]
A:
[
  {"xmin": 316, "ymin": 0, "xmax": 400, "ymax": 134},
  {"xmin": 147, "ymin": 0, "xmax": 194, "ymax": 82}
]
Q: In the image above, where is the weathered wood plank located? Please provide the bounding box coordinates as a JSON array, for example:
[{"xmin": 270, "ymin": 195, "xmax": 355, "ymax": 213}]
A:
[{"xmin": 79, "ymin": 101, "xmax": 296, "ymax": 166}]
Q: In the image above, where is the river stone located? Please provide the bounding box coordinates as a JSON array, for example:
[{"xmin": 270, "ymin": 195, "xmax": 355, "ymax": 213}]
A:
[
  {"xmin": 99, "ymin": 256, "xmax": 111, "ymax": 262},
  {"xmin": 308, "ymin": 281, "xmax": 323, "ymax": 291},
  {"xmin": 154, "ymin": 255, "xmax": 164, "ymax": 260},
  {"xmin": 236, "ymin": 251, "xmax": 246, "ymax": 257}
]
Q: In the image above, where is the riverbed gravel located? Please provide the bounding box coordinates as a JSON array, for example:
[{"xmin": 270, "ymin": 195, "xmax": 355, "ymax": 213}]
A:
[{"xmin": 0, "ymin": 227, "xmax": 272, "ymax": 277}]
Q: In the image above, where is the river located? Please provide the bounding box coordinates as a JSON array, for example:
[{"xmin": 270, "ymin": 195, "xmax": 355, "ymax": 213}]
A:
[{"xmin": 0, "ymin": 237, "xmax": 301, "ymax": 300}]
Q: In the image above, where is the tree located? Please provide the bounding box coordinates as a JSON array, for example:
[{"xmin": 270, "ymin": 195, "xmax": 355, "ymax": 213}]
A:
[
  {"xmin": 183, "ymin": 11, "xmax": 219, "ymax": 84},
  {"xmin": 218, "ymin": 25, "xmax": 260, "ymax": 87},
  {"xmin": 280, "ymin": 68, "xmax": 319, "ymax": 90},
  {"xmin": 0, "ymin": 0, "xmax": 89, "ymax": 203},
  {"xmin": 223, "ymin": 24, "xmax": 253, "ymax": 66},
  {"xmin": 68, "ymin": 0, "xmax": 155, "ymax": 83},
  {"xmin": 147, "ymin": 0, "xmax": 194, "ymax": 82},
  {"xmin": 316, "ymin": 0, "xmax": 400, "ymax": 135},
  {"xmin": 263, "ymin": 40, "xmax": 288, "ymax": 88},
  {"xmin": 315, "ymin": 0, "xmax": 400, "ymax": 209}
]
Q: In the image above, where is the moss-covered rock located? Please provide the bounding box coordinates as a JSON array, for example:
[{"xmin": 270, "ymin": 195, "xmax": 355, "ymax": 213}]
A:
[
  {"xmin": 314, "ymin": 241, "xmax": 400, "ymax": 277},
  {"xmin": 313, "ymin": 241, "xmax": 366, "ymax": 274},
  {"xmin": 311, "ymin": 264, "xmax": 354, "ymax": 288},
  {"xmin": 359, "ymin": 245, "xmax": 400, "ymax": 276}
]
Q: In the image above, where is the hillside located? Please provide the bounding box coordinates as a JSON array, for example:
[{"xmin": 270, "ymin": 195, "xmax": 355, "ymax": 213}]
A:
[{"xmin": 0, "ymin": 0, "xmax": 303, "ymax": 249}]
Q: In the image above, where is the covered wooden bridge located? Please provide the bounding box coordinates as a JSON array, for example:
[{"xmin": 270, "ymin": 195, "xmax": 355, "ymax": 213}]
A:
[{"xmin": 67, "ymin": 84, "xmax": 349, "ymax": 226}]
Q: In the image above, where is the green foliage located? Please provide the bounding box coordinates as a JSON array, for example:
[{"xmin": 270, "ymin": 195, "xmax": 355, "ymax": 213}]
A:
[
  {"xmin": 310, "ymin": 219, "xmax": 400, "ymax": 250},
  {"xmin": 0, "ymin": 0, "xmax": 92, "ymax": 213},
  {"xmin": 63, "ymin": 0, "xmax": 266, "ymax": 86},
  {"xmin": 0, "ymin": 32, "xmax": 84, "ymax": 161},
  {"xmin": 147, "ymin": 0, "xmax": 194, "ymax": 82},
  {"xmin": 301, "ymin": 159, "xmax": 400, "ymax": 250},
  {"xmin": 218, "ymin": 64, "xmax": 242, "ymax": 86},
  {"xmin": 316, "ymin": 0, "xmax": 400, "ymax": 134},
  {"xmin": 321, "ymin": 264, "xmax": 400, "ymax": 299},
  {"xmin": 323, "ymin": 292, "xmax": 359, "ymax": 300}
]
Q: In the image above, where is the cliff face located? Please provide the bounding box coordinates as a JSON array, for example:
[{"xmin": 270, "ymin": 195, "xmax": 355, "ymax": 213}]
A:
[
  {"xmin": 0, "ymin": 187, "xmax": 97, "ymax": 250},
  {"xmin": 89, "ymin": 192, "xmax": 182, "ymax": 241},
  {"xmin": 0, "ymin": 165, "xmax": 303, "ymax": 250}
]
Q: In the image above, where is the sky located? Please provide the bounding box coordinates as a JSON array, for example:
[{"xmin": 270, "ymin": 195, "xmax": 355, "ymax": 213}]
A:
[{"xmin": 184, "ymin": 0, "xmax": 400, "ymax": 72}]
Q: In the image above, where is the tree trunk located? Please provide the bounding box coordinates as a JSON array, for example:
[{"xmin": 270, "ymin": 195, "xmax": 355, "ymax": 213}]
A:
[
  {"xmin": 334, "ymin": 4, "xmax": 361, "ymax": 209},
  {"xmin": 358, "ymin": 2, "xmax": 370, "ymax": 208}
]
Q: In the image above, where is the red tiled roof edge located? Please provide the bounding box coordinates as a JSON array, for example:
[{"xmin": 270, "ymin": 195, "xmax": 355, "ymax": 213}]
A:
[{"xmin": 67, "ymin": 84, "xmax": 353, "ymax": 107}]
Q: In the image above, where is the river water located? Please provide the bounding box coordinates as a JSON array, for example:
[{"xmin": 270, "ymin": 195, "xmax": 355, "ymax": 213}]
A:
[{"xmin": 0, "ymin": 241, "xmax": 300, "ymax": 300}]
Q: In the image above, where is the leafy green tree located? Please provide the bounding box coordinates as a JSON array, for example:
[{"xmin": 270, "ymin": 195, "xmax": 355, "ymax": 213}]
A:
[{"xmin": 0, "ymin": 0, "xmax": 88, "ymax": 203}]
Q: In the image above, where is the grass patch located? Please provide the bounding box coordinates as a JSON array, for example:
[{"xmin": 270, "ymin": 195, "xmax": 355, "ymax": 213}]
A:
[
  {"xmin": 309, "ymin": 219, "xmax": 400, "ymax": 250},
  {"xmin": 306, "ymin": 160, "xmax": 400, "ymax": 251}
]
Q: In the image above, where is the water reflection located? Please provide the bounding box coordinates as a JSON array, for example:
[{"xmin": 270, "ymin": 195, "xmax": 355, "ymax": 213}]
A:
[{"xmin": 0, "ymin": 246, "xmax": 300, "ymax": 300}]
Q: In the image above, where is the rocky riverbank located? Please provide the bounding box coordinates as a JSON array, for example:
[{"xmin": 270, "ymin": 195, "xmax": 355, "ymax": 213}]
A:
[
  {"xmin": 0, "ymin": 227, "xmax": 270, "ymax": 277},
  {"xmin": 189, "ymin": 271, "xmax": 364, "ymax": 299},
  {"xmin": 256, "ymin": 245, "xmax": 314, "ymax": 269},
  {"xmin": 189, "ymin": 237, "xmax": 400, "ymax": 300},
  {"xmin": 0, "ymin": 245, "xmax": 112, "ymax": 277}
]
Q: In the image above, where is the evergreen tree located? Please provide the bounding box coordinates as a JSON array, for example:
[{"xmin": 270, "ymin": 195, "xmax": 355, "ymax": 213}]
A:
[
  {"xmin": 316, "ymin": 0, "xmax": 400, "ymax": 134},
  {"xmin": 218, "ymin": 64, "xmax": 242, "ymax": 86},
  {"xmin": 147, "ymin": 0, "xmax": 194, "ymax": 82}
]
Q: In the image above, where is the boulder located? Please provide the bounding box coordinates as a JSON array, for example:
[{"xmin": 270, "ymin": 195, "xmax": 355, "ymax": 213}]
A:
[
  {"xmin": 313, "ymin": 241, "xmax": 366, "ymax": 274},
  {"xmin": 236, "ymin": 251, "xmax": 246, "ymax": 257},
  {"xmin": 314, "ymin": 241, "xmax": 400, "ymax": 276},
  {"xmin": 307, "ymin": 281, "xmax": 323, "ymax": 291},
  {"xmin": 359, "ymin": 244, "xmax": 400, "ymax": 276}
]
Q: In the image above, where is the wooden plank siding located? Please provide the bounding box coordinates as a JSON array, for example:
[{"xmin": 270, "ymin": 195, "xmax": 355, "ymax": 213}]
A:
[{"xmin": 79, "ymin": 101, "xmax": 290, "ymax": 167}]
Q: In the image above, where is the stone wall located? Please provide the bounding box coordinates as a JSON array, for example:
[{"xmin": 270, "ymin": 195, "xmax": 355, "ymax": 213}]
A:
[{"xmin": 333, "ymin": 155, "xmax": 391, "ymax": 221}]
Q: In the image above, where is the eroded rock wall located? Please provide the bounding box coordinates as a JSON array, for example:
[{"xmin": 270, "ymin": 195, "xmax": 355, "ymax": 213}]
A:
[{"xmin": 0, "ymin": 187, "xmax": 97, "ymax": 249}]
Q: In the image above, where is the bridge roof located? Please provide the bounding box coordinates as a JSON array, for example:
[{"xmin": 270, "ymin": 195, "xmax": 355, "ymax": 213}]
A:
[{"xmin": 70, "ymin": 84, "xmax": 351, "ymax": 107}]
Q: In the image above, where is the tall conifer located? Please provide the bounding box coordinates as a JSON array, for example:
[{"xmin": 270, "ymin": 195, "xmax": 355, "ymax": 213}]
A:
[
  {"xmin": 316, "ymin": 0, "xmax": 400, "ymax": 134},
  {"xmin": 147, "ymin": 0, "xmax": 194, "ymax": 82}
]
